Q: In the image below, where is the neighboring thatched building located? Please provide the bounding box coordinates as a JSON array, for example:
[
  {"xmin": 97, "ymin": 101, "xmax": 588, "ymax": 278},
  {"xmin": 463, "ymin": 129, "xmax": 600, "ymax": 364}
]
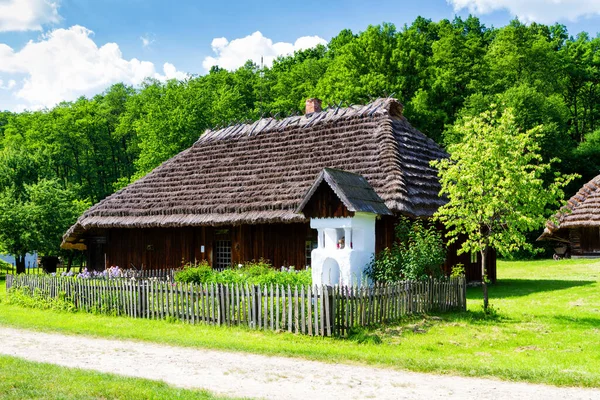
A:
[
  {"xmin": 539, "ymin": 174, "xmax": 600, "ymax": 257},
  {"xmin": 62, "ymin": 98, "xmax": 495, "ymax": 282}
]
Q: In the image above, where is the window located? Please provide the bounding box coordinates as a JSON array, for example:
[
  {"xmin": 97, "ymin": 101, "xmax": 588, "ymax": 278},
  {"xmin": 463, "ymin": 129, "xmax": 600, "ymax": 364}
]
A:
[
  {"xmin": 214, "ymin": 240, "xmax": 231, "ymax": 270},
  {"xmin": 305, "ymin": 240, "xmax": 318, "ymax": 268},
  {"xmin": 470, "ymin": 252, "xmax": 478, "ymax": 264}
]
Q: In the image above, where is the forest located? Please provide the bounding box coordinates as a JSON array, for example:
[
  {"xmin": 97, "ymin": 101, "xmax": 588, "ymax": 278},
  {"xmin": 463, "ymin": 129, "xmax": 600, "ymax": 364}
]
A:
[{"xmin": 1, "ymin": 16, "xmax": 599, "ymax": 263}]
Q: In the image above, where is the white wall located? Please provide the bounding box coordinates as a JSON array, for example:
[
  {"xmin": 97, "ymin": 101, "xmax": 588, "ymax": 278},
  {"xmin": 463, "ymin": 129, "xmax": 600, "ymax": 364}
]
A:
[{"xmin": 310, "ymin": 212, "xmax": 376, "ymax": 286}]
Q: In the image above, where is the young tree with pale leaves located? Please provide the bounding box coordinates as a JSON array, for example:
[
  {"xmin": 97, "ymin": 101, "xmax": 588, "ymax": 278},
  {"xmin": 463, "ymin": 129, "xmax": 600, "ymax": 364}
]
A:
[{"xmin": 432, "ymin": 108, "xmax": 576, "ymax": 311}]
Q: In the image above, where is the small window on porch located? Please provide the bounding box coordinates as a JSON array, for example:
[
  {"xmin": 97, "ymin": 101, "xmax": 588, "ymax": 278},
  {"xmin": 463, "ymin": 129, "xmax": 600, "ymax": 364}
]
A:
[{"xmin": 214, "ymin": 240, "xmax": 231, "ymax": 270}]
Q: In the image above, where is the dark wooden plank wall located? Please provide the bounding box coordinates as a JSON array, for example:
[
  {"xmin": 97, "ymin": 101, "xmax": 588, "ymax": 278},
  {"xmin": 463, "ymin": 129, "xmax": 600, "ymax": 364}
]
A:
[
  {"xmin": 100, "ymin": 224, "xmax": 315, "ymax": 271},
  {"xmin": 105, "ymin": 227, "xmax": 213, "ymax": 270},
  {"xmin": 302, "ymin": 184, "xmax": 354, "ymax": 219},
  {"xmin": 569, "ymin": 228, "xmax": 582, "ymax": 255},
  {"xmin": 93, "ymin": 215, "xmax": 495, "ymax": 282},
  {"xmin": 576, "ymin": 227, "xmax": 600, "ymax": 254},
  {"xmin": 233, "ymin": 224, "xmax": 316, "ymax": 268}
]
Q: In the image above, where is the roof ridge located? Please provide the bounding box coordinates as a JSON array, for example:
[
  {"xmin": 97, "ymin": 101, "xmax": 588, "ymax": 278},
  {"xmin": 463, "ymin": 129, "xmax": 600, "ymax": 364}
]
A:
[
  {"xmin": 543, "ymin": 174, "xmax": 600, "ymax": 235},
  {"xmin": 196, "ymin": 98, "xmax": 403, "ymax": 145}
]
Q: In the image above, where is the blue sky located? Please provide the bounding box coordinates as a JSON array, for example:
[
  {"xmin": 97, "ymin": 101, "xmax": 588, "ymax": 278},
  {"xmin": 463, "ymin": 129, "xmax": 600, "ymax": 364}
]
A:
[{"xmin": 1, "ymin": 0, "xmax": 600, "ymax": 111}]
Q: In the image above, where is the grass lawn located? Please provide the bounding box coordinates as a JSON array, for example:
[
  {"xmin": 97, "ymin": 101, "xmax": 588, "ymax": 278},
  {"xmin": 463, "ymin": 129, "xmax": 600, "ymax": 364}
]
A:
[
  {"xmin": 1, "ymin": 259, "xmax": 599, "ymax": 388},
  {"xmin": 0, "ymin": 355, "xmax": 236, "ymax": 399}
]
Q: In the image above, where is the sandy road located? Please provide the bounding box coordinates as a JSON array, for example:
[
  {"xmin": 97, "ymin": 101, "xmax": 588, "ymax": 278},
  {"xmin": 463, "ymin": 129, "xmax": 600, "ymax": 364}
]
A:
[{"xmin": 0, "ymin": 326, "xmax": 598, "ymax": 400}]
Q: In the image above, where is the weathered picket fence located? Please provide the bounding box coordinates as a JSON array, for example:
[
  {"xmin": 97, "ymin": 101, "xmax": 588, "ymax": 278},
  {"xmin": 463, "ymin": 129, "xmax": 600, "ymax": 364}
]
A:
[
  {"xmin": 5, "ymin": 274, "xmax": 466, "ymax": 336},
  {"xmin": 125, "ymin": 268, "xmax": 178, "ymax": 281}
]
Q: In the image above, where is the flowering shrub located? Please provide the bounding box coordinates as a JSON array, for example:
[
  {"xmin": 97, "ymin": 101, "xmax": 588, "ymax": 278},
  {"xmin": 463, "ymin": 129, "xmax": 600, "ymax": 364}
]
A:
[
  {"xmin": 175, "ymin": 259, "xmax": 311, "ymax": 286},
  {"xmin": 54, "ymin": 266, "xmax": 141, "ymax": 279}
]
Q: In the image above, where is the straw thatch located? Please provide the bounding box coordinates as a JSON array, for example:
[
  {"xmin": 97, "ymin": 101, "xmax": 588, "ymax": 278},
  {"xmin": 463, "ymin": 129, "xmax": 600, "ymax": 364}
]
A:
[
  {"xmin": 539, "ymin": 174, "xmax": 600, "ymax": 240},
  {"xmin": 297, "ymin": 168, "xmax": 393, "ymax": 216},
  {"xmin": 63, "ymin": 98, "xmax": 447, "ymax": 247}
]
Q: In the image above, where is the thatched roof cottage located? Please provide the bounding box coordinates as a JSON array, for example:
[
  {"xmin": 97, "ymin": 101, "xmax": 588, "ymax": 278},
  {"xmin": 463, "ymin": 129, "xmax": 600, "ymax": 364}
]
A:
[
  {"xmin": 539, "ymin": 174, "xmax": 600, "ymax": 257},
  {"xmin": 62, "ymin": 98, "xmax": 495, "ymax": 282}
]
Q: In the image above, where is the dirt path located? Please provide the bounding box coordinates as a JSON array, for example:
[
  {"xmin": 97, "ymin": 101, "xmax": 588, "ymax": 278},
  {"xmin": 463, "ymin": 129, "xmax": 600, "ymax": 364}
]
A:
[{"xmin": 0, "ymin": 327, "xmax": 598, "ymax": 400}]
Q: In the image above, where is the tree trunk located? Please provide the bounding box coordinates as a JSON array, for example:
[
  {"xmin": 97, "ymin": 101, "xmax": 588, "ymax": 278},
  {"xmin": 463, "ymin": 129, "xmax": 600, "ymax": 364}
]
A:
[
  {"xmin": 66, "ymin": 252, "xmax": 74, "ymax": 272},
  {"xmin": 15, "ymin": 254, "xmax": 26, "ymax": 274},
  {"xmin": 481, "ymin": 247, "xmax": 489, "ymax": 311}
]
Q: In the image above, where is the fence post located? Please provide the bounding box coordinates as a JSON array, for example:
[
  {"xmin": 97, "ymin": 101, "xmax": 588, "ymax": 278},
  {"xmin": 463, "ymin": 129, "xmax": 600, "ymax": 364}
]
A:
[
  {"xmin": 138, "ymin": 280, "xmax": 147, "ymax": 317},
  {"xmin": 462, "ymin": 276, "xmax": 467, "ymax": 311}
]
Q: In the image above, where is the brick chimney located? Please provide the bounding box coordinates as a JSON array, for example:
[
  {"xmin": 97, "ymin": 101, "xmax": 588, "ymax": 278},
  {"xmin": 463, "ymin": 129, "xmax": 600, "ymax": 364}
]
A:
[{"xmin": 305, "ymin": 98, "xmax": 322, "ymax": 114}]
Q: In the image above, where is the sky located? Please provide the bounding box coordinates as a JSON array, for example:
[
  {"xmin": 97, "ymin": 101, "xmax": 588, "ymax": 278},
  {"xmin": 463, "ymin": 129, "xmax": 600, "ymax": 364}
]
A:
[{"xmin": 1, "ymin": 0, "xmax": 600, "ymax": 112}]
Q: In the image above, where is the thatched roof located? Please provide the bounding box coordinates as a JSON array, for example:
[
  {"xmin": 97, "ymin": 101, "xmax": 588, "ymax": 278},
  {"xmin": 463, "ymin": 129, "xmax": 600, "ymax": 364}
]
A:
[
  {"xmin": 539, "ymin": 174, "xmax": 600, "ymax": 240},
  {"xmin": 297, "ymin": 168, "xmax": 392, "ymax": 216},
  {"xmin": 63, "ymin": 98, "xmax": 447, "ymax": 247}
]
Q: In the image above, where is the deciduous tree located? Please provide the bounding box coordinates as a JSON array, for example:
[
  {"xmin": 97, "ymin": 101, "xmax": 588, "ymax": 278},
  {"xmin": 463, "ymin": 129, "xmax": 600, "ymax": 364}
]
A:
[{"xmin": 432, "ymin": 108, "xmax": 576, "ymax": 310}]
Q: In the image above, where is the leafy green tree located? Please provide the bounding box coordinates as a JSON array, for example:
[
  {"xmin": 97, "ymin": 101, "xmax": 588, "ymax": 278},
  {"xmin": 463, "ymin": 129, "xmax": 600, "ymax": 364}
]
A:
[
  {"xmin": 559, "ymin": 34, "xmax": 600, "ymax": 142},
  {"xmin": 485, "ymin": 20, "xmax": 559, "ymax": 95},
  {"xmin": 0, "ymin": 179, "xmax": 87, "ymax": 273},
  {"xmin": 406, "ymin": 17, "xmax": 489, "ymax": 142},
  {"xmin": 572, "ymin": 128, "xmax": 600, "ymax": 181},
  {"xmin": 454, "ymin": 84, "xmax": 574, "ymax": 168},
  {"xmin": 26, "ymin": 179, "xmax": 89, "ymax": 256},
  {"xmin": 317, "ymin": 23, "xmax": 399, "ymax": 104},
  {"xmin": 432, "ymin": 108, "xmax": 576, "ymax": 310},
  {"xmin": 0, "ymin": 190, "xmax": 35, "ymax": 273},
  {"xmin": 268, "ymin": 46, "xmax": 329, "ymax": 114}
]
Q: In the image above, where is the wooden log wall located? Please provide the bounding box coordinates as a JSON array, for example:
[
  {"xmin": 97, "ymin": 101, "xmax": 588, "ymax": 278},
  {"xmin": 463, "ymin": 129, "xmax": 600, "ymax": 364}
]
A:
[
  {"xmin": 96, "ymin": 223, "xmax": 315, "ymax": 272},
  {"xmin": 6, "ymin": 274, "xmax": 467, "ymax": 337},
  {"xmin": 301, "ymin": 183, "xmax": 354, "ymax": 219},
  {"xmin": 84, "ymin": 215, "xmax": 495, "ymax": 282},
  {"xmin": 569, "ymin": 229, "xmax": 583, "ymax": 256},
  {"xmin": 103, "ymin": 227, "xmax": 213, "ymax": 271},
  {"xmin": 577, "ymin": 227, "xmax": 600, "ymax": 254}
]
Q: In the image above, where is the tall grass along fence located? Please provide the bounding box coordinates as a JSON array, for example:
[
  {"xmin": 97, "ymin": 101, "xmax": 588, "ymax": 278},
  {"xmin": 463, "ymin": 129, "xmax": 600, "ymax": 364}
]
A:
[{"xmin": 5, "ymin": 274, "xmax": 466, "ymax": 337}]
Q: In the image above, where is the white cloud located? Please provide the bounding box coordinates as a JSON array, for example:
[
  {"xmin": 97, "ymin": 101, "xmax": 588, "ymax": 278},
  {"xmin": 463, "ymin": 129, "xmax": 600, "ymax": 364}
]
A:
[
  {"xmin": 140, "ymin": 34, "xmax": 154, "ymax": 48},
  {"xmin": 202, "ymin": 31, "xmax": 326, "ymax": 72},
  {"xmin": 162, "ymin": 62, "xmax": 188, "ymax": 80},
  {"xmin": 448, "ymin": 0, "xmax": 600, "ymax": 23},
  {"xmin": 0, "ymin": 79, "xmax": 16, "ymax": 90},
  {"xmin": 0, "ymin": 0, "xmax": 60, "ymax": 32},
  {"xmin": 0, "ymin": 25, "xmax": 188, "ymax": 110}
]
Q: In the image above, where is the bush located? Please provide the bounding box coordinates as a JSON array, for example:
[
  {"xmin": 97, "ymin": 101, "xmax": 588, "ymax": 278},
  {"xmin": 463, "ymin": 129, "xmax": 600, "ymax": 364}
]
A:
[
  {"xmin": 7, "ymin": 286, "xmax": 76, "ymax": 312},
  {"xmin": 366, "ymin": 217, "xmax": 446, "ymax": 282},
  {"xmin": 175, "ymin": 259, "xmax": 312, "ymax": 286},
  {"xmin": 173, "ymin": 261, "xmax": 214, "ymax": 283}
]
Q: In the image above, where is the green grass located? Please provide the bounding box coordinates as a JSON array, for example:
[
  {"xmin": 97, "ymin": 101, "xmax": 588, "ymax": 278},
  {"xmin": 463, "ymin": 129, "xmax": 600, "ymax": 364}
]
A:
[
  {"xmin": 1, "ymin": 259, "xmax": 599, "ymax": 388},
  {"xmin": 0, "ymin": 355, "xmax": 236, "ymax": 399}
]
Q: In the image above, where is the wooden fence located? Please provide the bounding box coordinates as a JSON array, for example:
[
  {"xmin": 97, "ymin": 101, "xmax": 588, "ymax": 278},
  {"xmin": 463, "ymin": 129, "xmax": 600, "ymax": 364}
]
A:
[
  {"xmin": 122, "ymin": 268, "xmax": 178, "ymax": 281},
  {"xmin": 5, "ymin": 274, "xmax": 466, "ymax": 337},
  {"xmin": 25, "ymin": 267, "xmax": 177, "ymax": 280}
]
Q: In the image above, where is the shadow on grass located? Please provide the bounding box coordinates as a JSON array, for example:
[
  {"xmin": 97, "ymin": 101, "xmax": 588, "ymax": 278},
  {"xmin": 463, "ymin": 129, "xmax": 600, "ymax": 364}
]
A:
[
  {"xmin": 468, "ymin": 279, "xmax": 595, "ymax": 299},
  {"xmin": 551, "ymin": 315, "xmax": 600, "ymax": 328},
  {"xmin": 350, "ymin": 311, "xmax": 510, "ymax": 342}
]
